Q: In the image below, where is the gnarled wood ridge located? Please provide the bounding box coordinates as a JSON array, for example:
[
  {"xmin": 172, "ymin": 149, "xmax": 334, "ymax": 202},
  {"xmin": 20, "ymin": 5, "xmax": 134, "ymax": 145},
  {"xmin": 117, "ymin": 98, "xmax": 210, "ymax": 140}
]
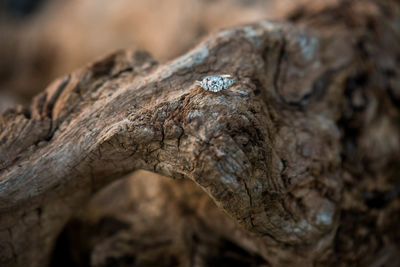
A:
[{"xmin": 1, "ymin": 1, "xmax": 399, "ymax": 266}]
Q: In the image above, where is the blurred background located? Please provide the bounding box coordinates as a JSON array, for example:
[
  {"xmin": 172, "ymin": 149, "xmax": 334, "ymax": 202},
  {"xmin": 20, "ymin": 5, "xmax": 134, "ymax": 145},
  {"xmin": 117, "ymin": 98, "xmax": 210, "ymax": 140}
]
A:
[{"xmin": 0, "ymin": 0, "xmax": 328, "ymax": 109}]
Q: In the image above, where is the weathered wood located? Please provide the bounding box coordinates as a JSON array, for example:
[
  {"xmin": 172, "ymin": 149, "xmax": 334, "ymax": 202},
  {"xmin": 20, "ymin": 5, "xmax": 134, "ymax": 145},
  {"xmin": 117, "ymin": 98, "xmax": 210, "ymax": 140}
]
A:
[{"xmin": 1, "ymin": 1, "xmax": 399, "ymax": 266}]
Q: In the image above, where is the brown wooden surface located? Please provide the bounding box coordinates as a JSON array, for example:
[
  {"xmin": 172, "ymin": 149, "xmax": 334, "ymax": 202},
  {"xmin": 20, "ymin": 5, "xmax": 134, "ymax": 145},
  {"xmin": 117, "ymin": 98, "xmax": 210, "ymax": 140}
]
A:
[{"xmin": 1, "ymin": 1, "xmax": 400, "ymax": 266}]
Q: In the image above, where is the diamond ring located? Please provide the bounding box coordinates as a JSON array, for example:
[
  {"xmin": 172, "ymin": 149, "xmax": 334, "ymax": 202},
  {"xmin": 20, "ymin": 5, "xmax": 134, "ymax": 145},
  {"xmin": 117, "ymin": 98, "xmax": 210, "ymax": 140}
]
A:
[{"xmin": 196, "ymin": 74, "xmax": 236, "ymax": 92}]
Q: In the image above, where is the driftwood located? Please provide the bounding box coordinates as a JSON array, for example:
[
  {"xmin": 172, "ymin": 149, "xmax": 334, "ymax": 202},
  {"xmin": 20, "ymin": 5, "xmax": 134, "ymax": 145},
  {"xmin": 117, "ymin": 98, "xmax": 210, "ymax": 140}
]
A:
[
  {"xmin": 51, "ymin": 170, "xmax": 274, "ymax": 267},
  {"xmin": 1, "ymin": 1, "xmax": 400, "ymax": 266}
]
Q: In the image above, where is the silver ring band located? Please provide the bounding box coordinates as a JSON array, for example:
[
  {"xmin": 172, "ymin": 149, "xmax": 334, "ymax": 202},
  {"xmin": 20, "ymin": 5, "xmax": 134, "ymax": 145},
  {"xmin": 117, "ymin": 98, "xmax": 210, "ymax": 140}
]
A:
[{"xmin": 196, "ymin": 74, "xmax": 236, "ymax": 92}]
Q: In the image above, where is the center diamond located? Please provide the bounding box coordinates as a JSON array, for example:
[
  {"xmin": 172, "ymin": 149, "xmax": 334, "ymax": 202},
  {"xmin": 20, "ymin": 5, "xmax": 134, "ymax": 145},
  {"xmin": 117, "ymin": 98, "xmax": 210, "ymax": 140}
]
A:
[{"xmin": 198, "ymin": 75, "xmax": 235, "ymax": 92}]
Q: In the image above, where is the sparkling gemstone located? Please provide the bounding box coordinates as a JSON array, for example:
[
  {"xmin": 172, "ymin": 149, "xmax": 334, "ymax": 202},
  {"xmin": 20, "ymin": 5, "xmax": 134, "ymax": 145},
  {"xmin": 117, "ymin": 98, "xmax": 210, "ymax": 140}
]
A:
[{"xmin": 198, "ymin": 75, "xmax": 235, "ymax": 92}]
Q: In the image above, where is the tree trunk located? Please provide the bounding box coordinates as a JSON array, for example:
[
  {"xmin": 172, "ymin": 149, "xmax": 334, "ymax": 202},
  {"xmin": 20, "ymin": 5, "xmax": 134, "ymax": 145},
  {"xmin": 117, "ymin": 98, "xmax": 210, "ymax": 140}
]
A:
[{"xmin": 1, "ymin": 0, "xmax": 399, "ymax": 266}]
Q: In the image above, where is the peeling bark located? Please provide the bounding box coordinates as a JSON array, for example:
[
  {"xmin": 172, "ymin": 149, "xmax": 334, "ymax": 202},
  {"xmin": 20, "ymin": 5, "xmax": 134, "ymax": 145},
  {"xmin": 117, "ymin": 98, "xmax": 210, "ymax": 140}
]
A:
[{"xmin": 1, "ymin": 1, "xmax": 400, "ymax": 266}]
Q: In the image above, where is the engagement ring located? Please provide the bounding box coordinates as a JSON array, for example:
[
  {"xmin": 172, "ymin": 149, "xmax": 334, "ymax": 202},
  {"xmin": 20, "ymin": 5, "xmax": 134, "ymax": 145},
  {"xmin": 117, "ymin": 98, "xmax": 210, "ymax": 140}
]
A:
[{"xmin": 196, "ymin": 74, "xmax": 235, "ymax": 92}]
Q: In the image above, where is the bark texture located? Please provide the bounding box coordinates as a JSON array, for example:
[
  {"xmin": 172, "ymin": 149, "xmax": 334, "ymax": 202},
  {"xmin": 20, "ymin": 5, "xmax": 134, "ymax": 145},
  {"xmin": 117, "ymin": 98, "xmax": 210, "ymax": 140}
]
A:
[{"xmin": 1, "ymin": 0, "xmax": 400, "ymax": 266}]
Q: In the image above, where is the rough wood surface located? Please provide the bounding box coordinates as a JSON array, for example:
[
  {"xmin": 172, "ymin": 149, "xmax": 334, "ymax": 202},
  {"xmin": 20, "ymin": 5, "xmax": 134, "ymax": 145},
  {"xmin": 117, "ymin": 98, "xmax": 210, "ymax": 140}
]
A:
[
  {"xmin": 1, "ymin": 1, "xmax": 400, "ymax": 266},
  {"xmin": 51, "ymin": 170, "xmax": 271, "ymax": 267}
]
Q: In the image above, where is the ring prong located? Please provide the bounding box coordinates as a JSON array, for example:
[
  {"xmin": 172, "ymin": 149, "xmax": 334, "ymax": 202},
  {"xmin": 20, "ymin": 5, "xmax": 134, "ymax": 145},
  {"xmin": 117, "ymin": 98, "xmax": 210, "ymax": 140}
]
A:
[{"xmin": 196, "ymin": 74, "xmax": 235, "ymax": 92}]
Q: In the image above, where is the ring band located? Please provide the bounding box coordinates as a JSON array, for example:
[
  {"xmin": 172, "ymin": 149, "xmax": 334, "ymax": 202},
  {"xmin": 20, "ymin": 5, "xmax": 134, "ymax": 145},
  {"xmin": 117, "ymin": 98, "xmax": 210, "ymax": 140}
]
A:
[{"xmin": 196, "ymin": 74, "xmax": 236, "ymax": 92}]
